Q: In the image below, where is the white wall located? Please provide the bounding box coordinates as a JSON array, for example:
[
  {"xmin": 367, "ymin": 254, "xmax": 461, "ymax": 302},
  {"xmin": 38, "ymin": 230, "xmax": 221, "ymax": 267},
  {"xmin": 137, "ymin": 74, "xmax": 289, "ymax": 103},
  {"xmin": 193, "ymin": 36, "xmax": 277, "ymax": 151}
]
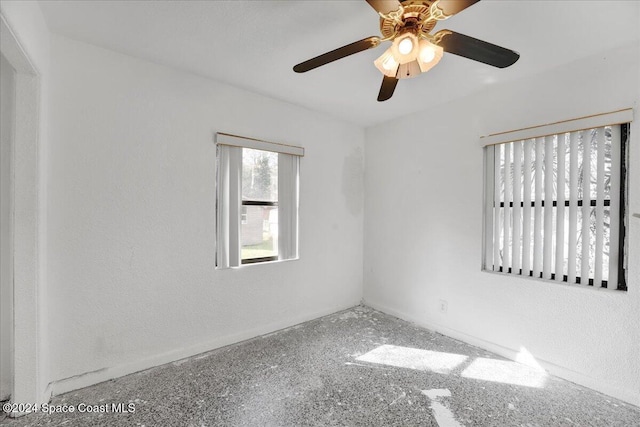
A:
[
  {"xmin": 46, "ymin": 35, "xmax": 364, "ymax": 393},
  {"xmin": 363, "ymin": 41, "xmax": 640, "ymax": 406}
]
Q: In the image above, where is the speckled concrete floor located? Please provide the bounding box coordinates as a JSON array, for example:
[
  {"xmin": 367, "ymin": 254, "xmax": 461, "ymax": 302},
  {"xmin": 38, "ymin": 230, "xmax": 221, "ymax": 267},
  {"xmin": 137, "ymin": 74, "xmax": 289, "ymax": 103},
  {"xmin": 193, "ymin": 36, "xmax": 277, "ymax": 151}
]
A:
[{"xmin": 2, "ymin": 306, "xmax": 639, "ymax": 426}]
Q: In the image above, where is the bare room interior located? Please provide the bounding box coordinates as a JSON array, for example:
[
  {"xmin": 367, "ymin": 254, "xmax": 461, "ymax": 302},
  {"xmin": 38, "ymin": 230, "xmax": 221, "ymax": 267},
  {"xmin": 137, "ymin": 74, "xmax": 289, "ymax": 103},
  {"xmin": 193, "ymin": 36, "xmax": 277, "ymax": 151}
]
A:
[{"xmin": 1, "ymin": 0, "xmax": 639, "ymax": 425}]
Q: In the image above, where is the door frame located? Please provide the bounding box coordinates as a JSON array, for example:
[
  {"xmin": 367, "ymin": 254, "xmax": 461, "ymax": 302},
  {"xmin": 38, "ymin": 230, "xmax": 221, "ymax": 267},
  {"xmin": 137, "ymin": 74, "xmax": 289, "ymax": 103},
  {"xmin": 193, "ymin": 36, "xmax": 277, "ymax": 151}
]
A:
[
  {"xmin": 0, "ymin": 13, "xmax": 44, "ymax": 414},
  {"xmin": 1, "ymin": 48, "xmax": 16, "ymax": 404}
]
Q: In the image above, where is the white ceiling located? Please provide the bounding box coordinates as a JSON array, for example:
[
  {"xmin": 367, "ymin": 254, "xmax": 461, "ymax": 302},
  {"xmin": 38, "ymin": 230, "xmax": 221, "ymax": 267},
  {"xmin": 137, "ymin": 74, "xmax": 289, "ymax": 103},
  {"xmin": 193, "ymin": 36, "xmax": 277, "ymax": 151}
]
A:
[{"xmin": 39, "ymin": 0, "xmax": 640, "ymax": 127}]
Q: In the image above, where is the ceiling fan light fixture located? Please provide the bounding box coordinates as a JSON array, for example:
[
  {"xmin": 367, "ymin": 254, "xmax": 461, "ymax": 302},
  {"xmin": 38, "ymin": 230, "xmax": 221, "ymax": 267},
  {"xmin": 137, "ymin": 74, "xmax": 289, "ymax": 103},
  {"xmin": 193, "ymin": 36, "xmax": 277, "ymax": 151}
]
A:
[
  {"xmin": 397, "ymin": 60, "xmax": 424, "ymax": 79},
  {"xmin": 417, "ymin": 39, "xmax": 443, "ymax": 73},
  {"xmin": 374, "ymin": 48, "xmax": 400, "ymax": 77},
  {"xmin": 390, "ymin": 32, "xmax": 419, "ymax": 64},
  {"xmin": 420, "ymin": 44, "xmax": 436, "ymax": 63},
  {"xmin": 398, "ymin": 37, "xmax": 414, "ymax": 55}
]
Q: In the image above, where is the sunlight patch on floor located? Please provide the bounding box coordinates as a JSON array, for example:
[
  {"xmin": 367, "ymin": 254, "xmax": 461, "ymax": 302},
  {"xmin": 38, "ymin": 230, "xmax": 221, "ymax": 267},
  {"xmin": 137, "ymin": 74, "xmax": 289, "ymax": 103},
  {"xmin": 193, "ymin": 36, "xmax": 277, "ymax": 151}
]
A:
[
  {"xmin": 461, "ymin": 357, "xmax": 547, "ymax": 388},
  {"xmin": 421, "ymin": 389, "xmax": 463, "ymax": 427},
  {"xmin": 356, "ymin": 344, "xmax": 468, "ymax": 374},
  {"xmin": 515, "ymin": 346, "xmax": 545, "ymax": 371},
  {"xmin": 356, "ymin": 344, "xmax": 548, "ymax": 389}
]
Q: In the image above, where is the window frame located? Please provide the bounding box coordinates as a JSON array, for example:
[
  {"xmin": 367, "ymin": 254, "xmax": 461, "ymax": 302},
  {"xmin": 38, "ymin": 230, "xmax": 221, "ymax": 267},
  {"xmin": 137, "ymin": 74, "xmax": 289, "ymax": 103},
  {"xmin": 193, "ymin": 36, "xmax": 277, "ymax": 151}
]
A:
[
  {"xmin": 480, "ymin": 110, "xmax": 632, "ymax": 291},
  {"xmin": 215, "ymin": 132, "xmax": 303, "ymax": 269}
]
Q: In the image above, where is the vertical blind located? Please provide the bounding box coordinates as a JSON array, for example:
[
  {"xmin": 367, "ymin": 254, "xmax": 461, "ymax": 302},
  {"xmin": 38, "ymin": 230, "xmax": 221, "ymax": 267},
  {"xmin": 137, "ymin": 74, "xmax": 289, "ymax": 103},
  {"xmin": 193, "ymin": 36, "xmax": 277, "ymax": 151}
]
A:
[
  {"xmin": 277, "ymin": 153, "xmax": 300, "ymax": 261},
  {"xmin": 481, "ymin": 109, "xmax": 632, "ymax": 290},
  {"xmin": 216, "ymin": 145, "xmax": 242, "ymax": 268}
]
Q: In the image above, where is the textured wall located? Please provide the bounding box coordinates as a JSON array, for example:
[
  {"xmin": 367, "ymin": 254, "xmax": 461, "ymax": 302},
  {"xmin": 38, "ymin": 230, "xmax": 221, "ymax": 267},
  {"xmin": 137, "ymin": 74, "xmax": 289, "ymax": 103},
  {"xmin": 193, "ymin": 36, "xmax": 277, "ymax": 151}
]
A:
[
  {"xmin": 47, "ymin": 35, "xmax": 364, "ymax": 392},
  {"xmin": 363, "ymin": 41, "xmax": 640, "ymax": 406}
]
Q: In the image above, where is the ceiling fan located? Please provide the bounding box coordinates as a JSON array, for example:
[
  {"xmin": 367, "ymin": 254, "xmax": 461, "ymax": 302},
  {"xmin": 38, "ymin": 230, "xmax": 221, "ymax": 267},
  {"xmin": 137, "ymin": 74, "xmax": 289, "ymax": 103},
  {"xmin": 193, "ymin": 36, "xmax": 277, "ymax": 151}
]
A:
[{"xmin": 293, "ymin": 0, "xmax": 520, "ymax": 101}]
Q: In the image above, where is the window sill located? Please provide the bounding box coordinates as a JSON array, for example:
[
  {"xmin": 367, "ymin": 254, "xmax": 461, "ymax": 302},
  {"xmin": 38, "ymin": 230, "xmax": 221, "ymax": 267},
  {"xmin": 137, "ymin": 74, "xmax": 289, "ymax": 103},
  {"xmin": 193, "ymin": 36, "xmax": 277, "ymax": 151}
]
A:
[
  {"xmin": 480, "ymin": 269, "xmax": 627, "ymax": 294},
  {"xmin": 215, "ymin": 257, "xmax": 300, "ymax": 270}
]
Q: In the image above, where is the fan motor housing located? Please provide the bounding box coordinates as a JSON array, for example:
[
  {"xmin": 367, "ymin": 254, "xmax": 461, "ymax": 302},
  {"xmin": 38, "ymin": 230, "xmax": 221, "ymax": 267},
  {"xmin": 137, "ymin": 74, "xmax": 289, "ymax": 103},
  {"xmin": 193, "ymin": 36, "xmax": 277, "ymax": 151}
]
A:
[{"xmin": 379, "ymin": 1, "xmax": 438, "ymax": 39}]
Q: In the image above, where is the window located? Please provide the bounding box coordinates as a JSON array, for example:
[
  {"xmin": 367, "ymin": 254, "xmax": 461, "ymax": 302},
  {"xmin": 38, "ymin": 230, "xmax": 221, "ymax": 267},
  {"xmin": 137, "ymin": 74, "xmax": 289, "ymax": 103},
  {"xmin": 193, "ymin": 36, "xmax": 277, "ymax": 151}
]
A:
[
  {"xmin": 215, "ymin": 133, "xmax": 303, "ymax": 268},
  {"xmin": 241, "ymin": 148, "xmax": 278, "ymax": 263},
  {"xmin": 482, "ymin": 110, "xmax": 632, "ymax": 290}
]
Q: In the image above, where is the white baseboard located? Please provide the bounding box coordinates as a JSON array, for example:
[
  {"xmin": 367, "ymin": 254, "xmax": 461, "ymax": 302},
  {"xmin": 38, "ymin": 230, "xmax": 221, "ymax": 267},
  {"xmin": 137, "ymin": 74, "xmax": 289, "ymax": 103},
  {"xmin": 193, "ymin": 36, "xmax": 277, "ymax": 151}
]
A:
[
  {"xmin": 50, "ymin": 301, "xmax": 360, "ymax": 397},
  {"xmin": 363, "ymin": 299, "xmax": 640, "ymax": 408}
]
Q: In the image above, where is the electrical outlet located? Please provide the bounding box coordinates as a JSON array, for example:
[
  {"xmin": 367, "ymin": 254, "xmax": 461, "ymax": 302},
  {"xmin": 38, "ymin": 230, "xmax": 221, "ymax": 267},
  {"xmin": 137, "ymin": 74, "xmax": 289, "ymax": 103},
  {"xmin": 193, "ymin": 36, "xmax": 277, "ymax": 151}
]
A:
[{"xmin": 439, "ymin": 300, "xmax": 448, "ymax": 313}]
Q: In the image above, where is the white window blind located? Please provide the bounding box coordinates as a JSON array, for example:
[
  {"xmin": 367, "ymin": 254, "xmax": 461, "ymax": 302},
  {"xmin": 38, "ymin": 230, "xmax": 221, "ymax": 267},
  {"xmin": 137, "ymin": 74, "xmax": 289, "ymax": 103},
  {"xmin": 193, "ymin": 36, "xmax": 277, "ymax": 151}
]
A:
[
  {"xmin": 216, "ymin": 144, "xmax": 242, "ymax": 268},
  {"xmin": 482, "ymin": 111, "xmax": 632, "ymax": 290},
  {"xmin": 216, "ymin": 133, "xmax": 302, "ymax": 268}
]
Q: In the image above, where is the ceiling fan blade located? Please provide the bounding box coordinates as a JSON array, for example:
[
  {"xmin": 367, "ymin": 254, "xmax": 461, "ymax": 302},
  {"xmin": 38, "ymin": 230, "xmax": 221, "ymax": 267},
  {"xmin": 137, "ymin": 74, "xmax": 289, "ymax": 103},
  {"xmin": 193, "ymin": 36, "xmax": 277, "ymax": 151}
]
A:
[
  {"xmin": 293, "ymin": 37, "xmax": 381, "ymax": 73},
  {"xmin": 434, "ymin": 0, "xmax": 481, "ymax": 17},
  {"xmin": 365, "ymin": 0, "xmax": 402, "ymax": 15},
  {"xmin": 377, "ymin": 76, "xmax": 398, "ymax": 102},
  {"xmin": 435, "ymin": 30, "xmax": 520, "ymax": 68}
]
